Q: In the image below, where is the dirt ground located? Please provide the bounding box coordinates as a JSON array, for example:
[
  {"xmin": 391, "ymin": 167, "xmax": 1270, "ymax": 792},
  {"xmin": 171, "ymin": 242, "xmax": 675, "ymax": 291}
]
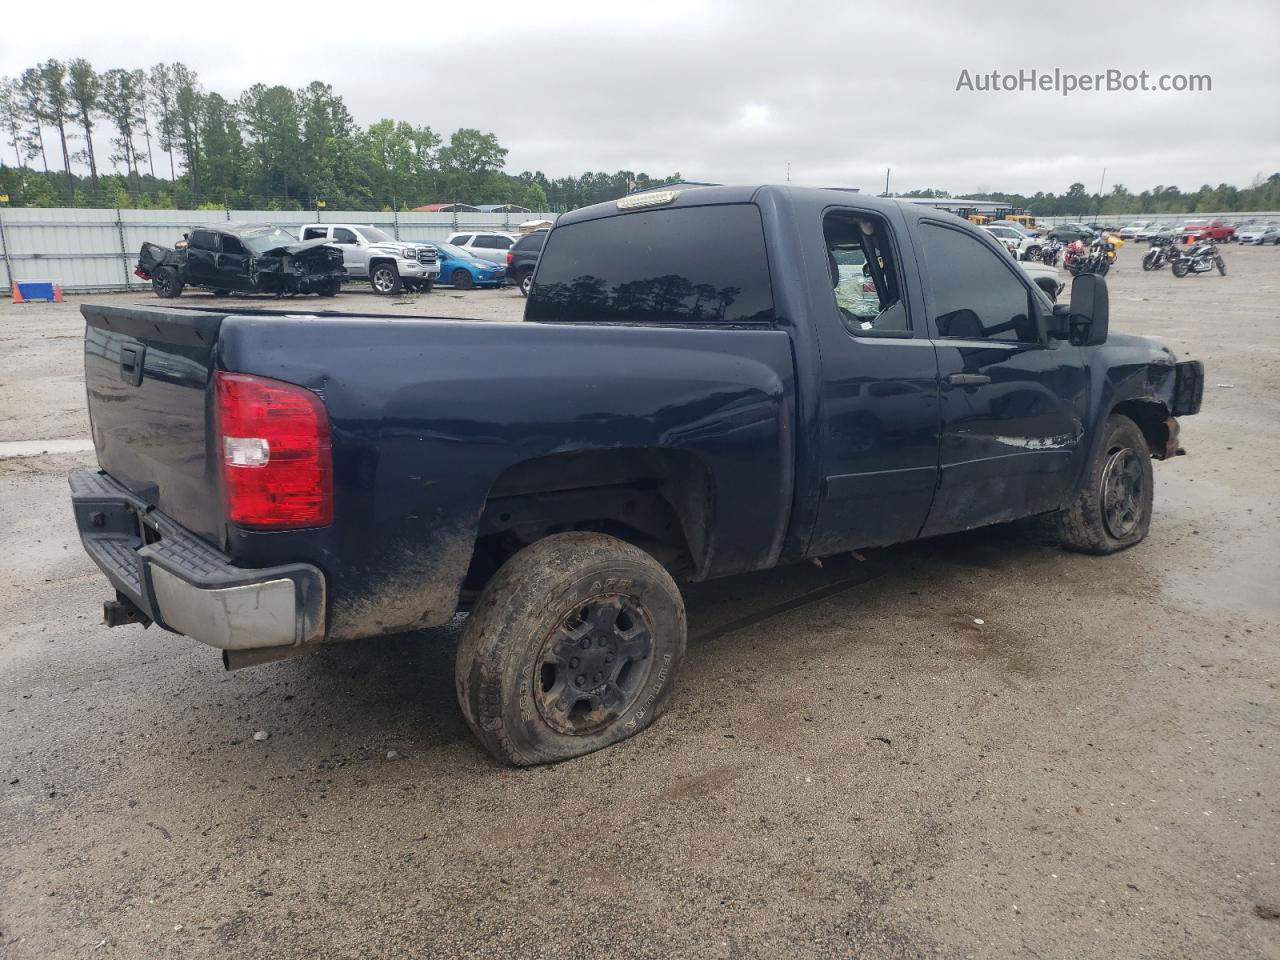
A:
[{"xmin": 1, "ymin": 249, "xmax": 1278, "ymax": 960}]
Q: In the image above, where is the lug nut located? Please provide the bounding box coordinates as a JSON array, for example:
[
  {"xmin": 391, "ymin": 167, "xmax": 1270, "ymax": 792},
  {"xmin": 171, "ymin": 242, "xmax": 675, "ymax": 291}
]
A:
[
  {"xmin": 576, "ymin": 675, "xmax": 586, "ymax": 687},
  {"xmin": 598, "ymin": 637, "xmax": 608, "ymax": 647},
  {"xmin": 605, "ymin": 654, "xmax": 614, "ymax": 664},
  {"xmin": 579, "ymin": 638, "xmax": 591, "ymax": 650},
  {"xmin": 569, "ymin": 657, "xmax": 580, "ymax": 668},
  {"xmin": 594, "ymin": 672, "xmax": 604, "ymax": 683}
]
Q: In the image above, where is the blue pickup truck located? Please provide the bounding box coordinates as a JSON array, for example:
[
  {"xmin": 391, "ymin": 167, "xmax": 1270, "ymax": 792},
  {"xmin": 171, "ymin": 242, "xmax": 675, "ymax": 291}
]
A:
[{"xmin": 70, "ymin": 186, "xmax": 1203, "ymax": 766}]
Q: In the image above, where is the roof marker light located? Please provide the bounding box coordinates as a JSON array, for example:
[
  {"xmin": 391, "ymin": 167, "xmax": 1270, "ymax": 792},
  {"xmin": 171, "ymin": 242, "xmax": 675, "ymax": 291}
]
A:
[{"xmin": 617, "ymin": 190, "xmax": 679, "ymax": 211}]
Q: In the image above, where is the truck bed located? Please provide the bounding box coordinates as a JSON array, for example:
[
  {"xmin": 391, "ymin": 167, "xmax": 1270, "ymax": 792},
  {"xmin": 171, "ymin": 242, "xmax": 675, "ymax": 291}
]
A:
[{"xmin": 80, "ymin": 304, "xmax": 797, "ymax": 641}]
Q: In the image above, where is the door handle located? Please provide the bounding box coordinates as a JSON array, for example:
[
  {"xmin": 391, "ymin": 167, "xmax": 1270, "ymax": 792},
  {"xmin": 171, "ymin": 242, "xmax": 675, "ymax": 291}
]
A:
[{"xmin": 946, "ymin": 373, "xmax": 991, "ymax": 386}]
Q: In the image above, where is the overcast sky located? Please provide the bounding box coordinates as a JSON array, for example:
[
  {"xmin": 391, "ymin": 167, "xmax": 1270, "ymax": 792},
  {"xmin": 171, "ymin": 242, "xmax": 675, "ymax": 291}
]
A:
[{"xmin": 2, "ymin": 0, "xmax": 1276, "ymax": 196}]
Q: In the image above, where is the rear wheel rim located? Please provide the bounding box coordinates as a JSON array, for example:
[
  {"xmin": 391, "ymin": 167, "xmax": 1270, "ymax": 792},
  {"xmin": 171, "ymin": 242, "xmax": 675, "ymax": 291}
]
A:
[
  {"xmin": 534, "ymin": 596, "xmax": 656, "ymax": 736},
  {"xmin": 1101, "ymin": 447, "xmax": 1144, "ymax": 540},
  {"xmin": 521, "ymin": 273, "xmax": 533, "ymax": 295}
]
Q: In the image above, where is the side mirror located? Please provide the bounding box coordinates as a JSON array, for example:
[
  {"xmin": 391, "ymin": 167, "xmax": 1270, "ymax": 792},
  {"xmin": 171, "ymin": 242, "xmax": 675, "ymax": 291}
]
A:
[{"xmin": 1067, "ymin": 273, "xmax": 1109, "ymax": 346}]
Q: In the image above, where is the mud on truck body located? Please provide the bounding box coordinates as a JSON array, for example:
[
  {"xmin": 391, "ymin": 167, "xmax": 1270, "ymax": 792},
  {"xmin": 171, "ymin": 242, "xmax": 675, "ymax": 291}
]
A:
[{"xmin": 74, "ymin": 186, "xmax": 1203, "ymax": 766}]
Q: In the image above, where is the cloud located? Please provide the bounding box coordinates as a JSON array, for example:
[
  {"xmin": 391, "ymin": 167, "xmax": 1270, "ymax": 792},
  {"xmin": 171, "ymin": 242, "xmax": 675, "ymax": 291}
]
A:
[{"xmin": 2, "ymin": 0, "xmax": 1276, "ymax": 194}]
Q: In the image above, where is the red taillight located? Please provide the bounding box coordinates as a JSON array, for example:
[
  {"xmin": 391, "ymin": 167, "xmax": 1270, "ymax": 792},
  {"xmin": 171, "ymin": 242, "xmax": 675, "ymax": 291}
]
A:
[
  {"xmin": 214, "ymin": 371, "xmax": 333, "ymax": 530},
  {"xmin": 506, "ymin": 251, "xmax": 514, "ymax": 266}
]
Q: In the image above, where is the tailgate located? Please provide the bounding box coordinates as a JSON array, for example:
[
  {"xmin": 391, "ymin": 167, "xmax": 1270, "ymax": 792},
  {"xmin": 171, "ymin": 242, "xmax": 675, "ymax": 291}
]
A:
[{"xmin": 83, "ymin": 304, "xmax": 226, "ymax": 545}]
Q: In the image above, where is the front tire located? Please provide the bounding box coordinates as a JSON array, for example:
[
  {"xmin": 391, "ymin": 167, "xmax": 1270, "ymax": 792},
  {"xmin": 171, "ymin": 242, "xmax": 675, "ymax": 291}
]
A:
[
  {"xmin": 1053, "ymin": 415, "xmax": 1154, "ymax": 555},
  {"xmin": 1216, "ymin": 256, "xmax": 1226, "ymax": 276},
  {"xmin": 455, "ymin": 532, "xmax": 686, "ymax": 767},
  {"xmin": 451, "ymin": 268, "xmax": 475, "ymax": 290},
  {"xmin": 369, "ymin": 263, "xmax": 402, "ymax": 295}
]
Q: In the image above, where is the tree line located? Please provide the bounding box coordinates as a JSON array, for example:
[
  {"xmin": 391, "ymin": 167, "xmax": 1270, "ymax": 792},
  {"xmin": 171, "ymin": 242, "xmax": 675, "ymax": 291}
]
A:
[
  {"xmin": 0, "ymin": 58, "xmax": 679, "ymax": 211},
  {"xmin": 1, "ymin": 57, "xmax": 1276, "ymax": 215},
  {"xmin": 895, "ymin": 176, "xmax": 1280, "ymax": 217}
]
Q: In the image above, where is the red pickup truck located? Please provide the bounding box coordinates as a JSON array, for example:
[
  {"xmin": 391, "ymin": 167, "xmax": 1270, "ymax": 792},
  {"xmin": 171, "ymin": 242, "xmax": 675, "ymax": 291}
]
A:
[{"xmin": 1182, "ymin": 219, "xmax": 1235, "ymax": 243}]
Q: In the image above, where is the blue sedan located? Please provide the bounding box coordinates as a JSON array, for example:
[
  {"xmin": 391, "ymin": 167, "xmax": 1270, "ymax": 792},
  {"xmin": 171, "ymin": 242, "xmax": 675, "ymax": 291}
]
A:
[{"xmin": 434, "ymin": 242, "xmax": 507, "ymax": 289}]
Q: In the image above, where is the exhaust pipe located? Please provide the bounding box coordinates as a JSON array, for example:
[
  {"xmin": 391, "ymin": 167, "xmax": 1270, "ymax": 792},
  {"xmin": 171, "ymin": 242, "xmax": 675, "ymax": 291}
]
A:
[{"xmin": 222, "ymin": 645, "xmax": 312, "ymax": 671}]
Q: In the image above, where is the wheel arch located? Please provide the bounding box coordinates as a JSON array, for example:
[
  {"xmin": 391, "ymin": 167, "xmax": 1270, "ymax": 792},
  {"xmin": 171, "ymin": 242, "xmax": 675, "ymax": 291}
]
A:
[
  {"xmin": 461, "ymin": 447, "xmax": 715, "ymax": 601},
  {"xmin": 1109, "ymin": 397, "xmax": 1174, "ymax": 460}
]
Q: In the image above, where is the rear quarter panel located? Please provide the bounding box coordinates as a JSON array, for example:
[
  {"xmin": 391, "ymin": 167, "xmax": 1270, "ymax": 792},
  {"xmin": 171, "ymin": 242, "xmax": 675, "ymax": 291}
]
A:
[{"xmin": 215, "ymin": 316, "xmax": 795, "ymax": 640}]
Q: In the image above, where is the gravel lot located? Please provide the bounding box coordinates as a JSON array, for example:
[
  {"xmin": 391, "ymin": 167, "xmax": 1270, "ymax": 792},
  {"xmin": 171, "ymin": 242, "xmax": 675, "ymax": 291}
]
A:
[{"xmin": 2, "ymin": 250, "xmax": 1278, "ymax": 959}]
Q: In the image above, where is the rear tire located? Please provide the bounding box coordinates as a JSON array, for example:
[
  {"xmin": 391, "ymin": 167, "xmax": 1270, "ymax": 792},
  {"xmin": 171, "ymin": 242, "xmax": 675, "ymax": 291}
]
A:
[
  {"xmin": 1171, "ymin": 259, "xmax": 1190, "ymax": 278},
  {"xmin": 1053, "ymin": 415, "xmax": 1154, "ymax": 555},
  {"xmin": 315, "ymin": 279, "xmax": 339, "ymax": 296},
  {"xmin": 152, "ymin": 266, "xmax": 184, "ymax": 298},
  {"xmin": 452, "ymin": 268, "xmax": 475, "ymax": 290},
  {"xmin": 519, "ymin": 270, "xmax": 534, "ymax": 297},
  {"xmin": 455, "ymin": 532, "xmax": 686, "ymax": 767},
  {"xmin": 369, "ymin": 263, "xmax": 402, "ymax": 295}
]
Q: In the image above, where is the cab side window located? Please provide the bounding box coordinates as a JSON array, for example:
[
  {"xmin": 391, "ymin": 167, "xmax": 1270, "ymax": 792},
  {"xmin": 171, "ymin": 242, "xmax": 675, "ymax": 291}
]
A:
[
  {"xmin": 221, "ymin": 235, "xmax": 246, "ymax": 255},
  {"xmin": 189, "ymin": 230, "xmax": 217, "ymax": 251},
  {"xmin": 823, "ymin": 212, "xmax": 910, "ymax": 337},
  {"xmin": 920, "ymin": 223, "xmax": 1039, "ymax": 343},
  {"xmin": 331, "ymin": 227, "xmax": 357, "ymax": 244}
]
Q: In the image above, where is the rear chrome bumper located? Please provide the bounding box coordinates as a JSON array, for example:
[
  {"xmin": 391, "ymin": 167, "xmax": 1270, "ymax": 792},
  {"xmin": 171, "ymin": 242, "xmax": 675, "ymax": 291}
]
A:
[{"xmin": 69, "ymin": 470, "xmax": 325, "ymax": 651}]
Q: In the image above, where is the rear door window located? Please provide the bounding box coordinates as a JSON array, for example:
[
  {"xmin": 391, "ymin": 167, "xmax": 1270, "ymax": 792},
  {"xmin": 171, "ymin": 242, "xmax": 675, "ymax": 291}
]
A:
[
  {"xmin": 301, "ymin": 227, "xmax": 328, "ymax": 241},
  {"xmin": 526, "ymin": 204, "xmax": 775, "ymax": 326}
]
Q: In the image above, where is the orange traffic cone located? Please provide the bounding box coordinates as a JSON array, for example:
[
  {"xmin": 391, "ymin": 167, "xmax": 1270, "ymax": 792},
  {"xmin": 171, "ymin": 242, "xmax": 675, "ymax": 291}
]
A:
[
  {"xmin": 53, "ymin": 283, "xmax": 63, "ymax": 303},
  {"xmin": 10, "ymin": 282, "xmax": 22, "ymax": 303}
]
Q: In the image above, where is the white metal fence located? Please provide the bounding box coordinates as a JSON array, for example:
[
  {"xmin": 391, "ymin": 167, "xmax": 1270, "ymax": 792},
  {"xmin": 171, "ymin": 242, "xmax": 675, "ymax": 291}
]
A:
[
  {"xmin": 3, "ymin": 205, "xmax": 1276, "ymax": 295},
  {"xmin": 1034, "ymin": 212, "xmax": 1278, "ymax": 229},
  {"xmin": 0, "ymin": 207, "xmax": 559, "ymax": 293}
]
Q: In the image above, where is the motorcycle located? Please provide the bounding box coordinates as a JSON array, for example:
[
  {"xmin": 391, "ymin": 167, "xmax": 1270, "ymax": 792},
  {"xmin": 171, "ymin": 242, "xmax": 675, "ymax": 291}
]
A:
[
  {"xmin": 1067, "ymin": 237, "xmax": 1112, "ymax": 276},
  {"xmin": 1171, "ymin": 240, "xmax": 1225, "ymax": 278},
  {"xmin": 1040, "ymin": 239, "xmax": 1063, "ymax": 266},
  {"xmin": 1063, "ymin": 239, "xmax": 1087, "ymax": 274},
  {"xmin": 1142, "ymin": 236, "xmax": 1181, "ymax": 271}
]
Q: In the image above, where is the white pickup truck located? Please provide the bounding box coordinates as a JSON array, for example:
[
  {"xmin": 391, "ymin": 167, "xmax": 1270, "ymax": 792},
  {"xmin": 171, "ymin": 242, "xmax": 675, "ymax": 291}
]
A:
[{"xmin": 299, "ymin": 223, "xmax": 440, "ymax": 295}]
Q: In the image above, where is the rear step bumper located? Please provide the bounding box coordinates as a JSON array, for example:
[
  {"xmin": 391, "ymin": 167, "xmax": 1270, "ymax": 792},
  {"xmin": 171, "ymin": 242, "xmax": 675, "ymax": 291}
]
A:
[{"xmin": 69, "ymin": 470, "xmax": 325, "ymax": 651}]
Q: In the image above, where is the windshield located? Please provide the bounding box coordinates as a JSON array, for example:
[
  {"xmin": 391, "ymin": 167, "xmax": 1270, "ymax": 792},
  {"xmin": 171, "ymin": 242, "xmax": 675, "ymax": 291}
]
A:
[
  {"xmin": 239, "ymin": 227, "xmax": 299, "ymax": 254},
  {"xmin": 355, "ymin": 226, "xmax": 394, "ymax": 243},
  {"xmin": 436, "ymin": 242, "xmax": 473, "ymax": 260}
]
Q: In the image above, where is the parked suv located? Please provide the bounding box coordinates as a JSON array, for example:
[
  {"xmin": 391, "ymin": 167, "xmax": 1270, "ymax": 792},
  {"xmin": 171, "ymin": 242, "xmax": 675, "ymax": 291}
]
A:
[
  {"xmin": 299, "ymin": 224, "xmax": 440, "ymax": 294},
  {"xmin": 507, "ymin": 230, "xmax": 547, "ymax": 296},
  {"xmin": 448, "ymin": 232, "xmax": 519, "ymax": 263},
  {"xmin": 981, "ymin": 224, "xmax": 1042, "ymax": 261}
]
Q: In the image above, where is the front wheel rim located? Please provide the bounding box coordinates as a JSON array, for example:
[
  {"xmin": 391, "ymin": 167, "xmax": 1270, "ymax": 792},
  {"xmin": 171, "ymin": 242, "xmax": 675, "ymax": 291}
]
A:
[
  {"xmin": 521, "ymin": 274, "xmax": 533, "ymax": 294},
  {"xmin": 534, "ymin": 596, "xmax": 656, "ymax": 736},
  {"xmin": 1101, "ymin": 447, "xmax": 1144, "ymax": 540},
  {"xmin": 371, "ymin": 269, "xmax": 395, "ymax": 292}
]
